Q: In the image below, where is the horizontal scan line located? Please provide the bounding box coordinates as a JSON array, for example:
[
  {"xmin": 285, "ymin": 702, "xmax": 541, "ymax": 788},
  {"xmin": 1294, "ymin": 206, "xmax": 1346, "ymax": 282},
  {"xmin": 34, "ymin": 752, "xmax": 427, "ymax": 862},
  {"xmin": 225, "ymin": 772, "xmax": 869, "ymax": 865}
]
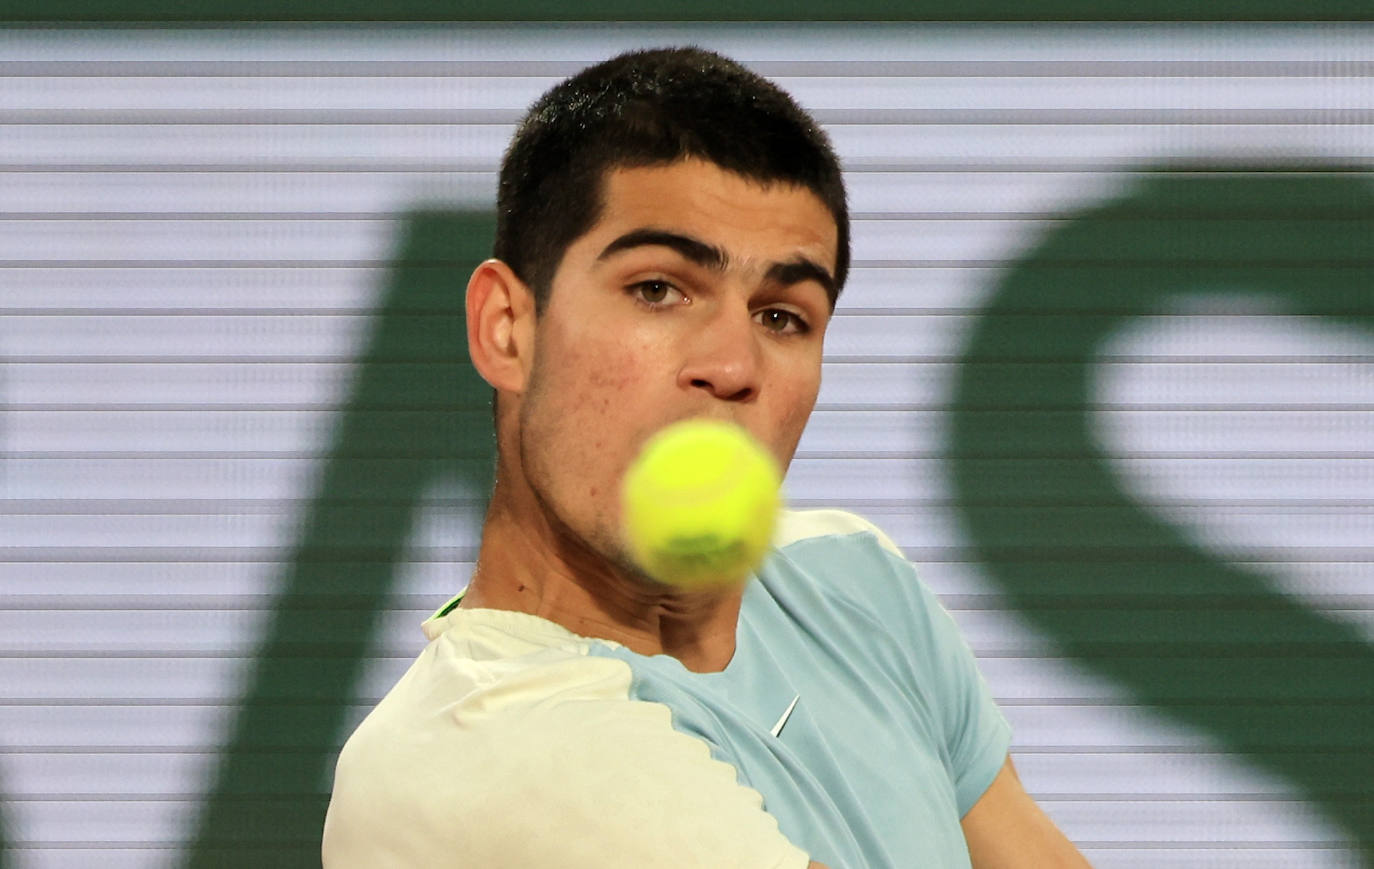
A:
[
  {"xmin": 1072, "ymin": 842, "xmax": 1357, "ymax": 850},
  {"xmin": 3, "ymin": 60, "xmax": 1373, "ymax": 76},
  {"xmin": 13, "ymin": 745, "xmax": 1360, "ymax": 757},
  {"xmin": 0, "ymin": 547, "xmax": 481, "ymax": 562},
  {"xmin": 6, "ymin": 110, "xmax": 1374, "ymax": 125},
  {"xmin": 5, "ymin": 497, "xmax": 1370, "ymax": 515},
  {"xmin": 1, "ymin": 789, "xmax": 1361, "ymax": 803},
  {"xmin": 4, "ymin": 258, "xmax": 1371, "ymax": 269},
  {"xmin": 8, "ymin": 403, "xmax": 1365, "ymax": 412},
  {"xmin": 0, "ymin": 793, "xmax": 327, "ymax": 801},
  {"xmin": 0, "ymin": 307, "xmax": 1370, "ymax": 317},
  {"xmin": 0, "ymin": 698, "xmax": 384, "ymax": 706},
  {"xmin": 7, "ymin": 841, "xmax": 1355, "ymax": 853},
  {"xmin": 8, "ymin": 696, "xmax": 1366, "ymax": 708},
  {"xmin": 5, "ymin": 355, "xmax": 1370, "ymax": 365},
  {"xmin": 1, "ymin": 596, "xmax": 456, "ymax": 610},
  {"xmin": 6, "ymin": 594, "xmax": 1371, "ymax": 611},
  {"xmin": 3, "ymin": 841, "xmax": 320, "ymax": 850},
  {"xmin": 0, "ymin": 162, "xmax": 1366, "ymax": 173},
  {"xmin": 6, "ymin": 647, "xmax": 1371, "ymax": 660},
  {"xmin": 11, "ymin": 210, "xmax": 1373, "ymax": 221},
  {"xmin": 1012, "ymin": 746, "xmax": 1374, "ymax": 756},
  {"xmin": 3, "ymin": 546, "xmax": 1372, "ymax": 560}
]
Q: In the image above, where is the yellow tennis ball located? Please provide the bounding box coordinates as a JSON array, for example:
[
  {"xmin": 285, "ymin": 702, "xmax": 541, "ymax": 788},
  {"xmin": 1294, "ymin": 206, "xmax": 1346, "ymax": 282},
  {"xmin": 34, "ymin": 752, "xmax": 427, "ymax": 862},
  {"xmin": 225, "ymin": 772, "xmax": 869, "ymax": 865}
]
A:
[{"xmin": 621, "ymin": 419, "xmax": 782, "ymax": 590}]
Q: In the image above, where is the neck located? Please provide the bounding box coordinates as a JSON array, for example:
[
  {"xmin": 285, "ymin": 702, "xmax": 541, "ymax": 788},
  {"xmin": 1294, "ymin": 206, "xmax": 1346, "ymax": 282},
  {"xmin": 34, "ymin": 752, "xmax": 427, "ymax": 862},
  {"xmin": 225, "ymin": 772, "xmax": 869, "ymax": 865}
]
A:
[{"xmin": 461, "ymin": 469, "xmax": 743, "ymax": 674}]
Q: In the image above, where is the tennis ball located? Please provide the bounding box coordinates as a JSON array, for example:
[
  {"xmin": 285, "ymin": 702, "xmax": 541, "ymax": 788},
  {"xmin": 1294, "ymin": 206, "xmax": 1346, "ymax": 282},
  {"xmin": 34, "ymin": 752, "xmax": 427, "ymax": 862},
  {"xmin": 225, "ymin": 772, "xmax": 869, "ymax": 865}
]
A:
[{"xmin": 621, "ymin": 419, "xmax": 783, "ymax": 590}]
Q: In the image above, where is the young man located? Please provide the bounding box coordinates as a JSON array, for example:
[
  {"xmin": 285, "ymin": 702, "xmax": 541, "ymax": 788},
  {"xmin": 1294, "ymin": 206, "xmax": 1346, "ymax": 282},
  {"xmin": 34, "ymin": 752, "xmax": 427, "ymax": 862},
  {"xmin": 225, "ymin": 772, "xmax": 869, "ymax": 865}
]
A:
[{"xmin": 323, "ymin": 47, "xmax": 1090, "ymax": 868}]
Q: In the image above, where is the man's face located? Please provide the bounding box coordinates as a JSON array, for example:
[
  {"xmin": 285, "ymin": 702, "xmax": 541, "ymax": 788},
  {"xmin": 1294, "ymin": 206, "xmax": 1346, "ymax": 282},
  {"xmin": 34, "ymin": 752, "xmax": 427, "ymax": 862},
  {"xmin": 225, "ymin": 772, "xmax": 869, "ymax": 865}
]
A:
[{"xmin": 515, "ymin": 158, "xmax": 838, "ymax": 573}]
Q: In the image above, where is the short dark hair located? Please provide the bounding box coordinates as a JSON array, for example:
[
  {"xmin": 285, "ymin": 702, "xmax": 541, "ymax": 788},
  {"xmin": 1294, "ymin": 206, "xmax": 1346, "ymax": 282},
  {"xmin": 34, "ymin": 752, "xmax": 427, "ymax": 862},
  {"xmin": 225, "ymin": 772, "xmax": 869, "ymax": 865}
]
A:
[{"xmin": 494, "ymin": 47, "xmax": 849, "ymax": 310}]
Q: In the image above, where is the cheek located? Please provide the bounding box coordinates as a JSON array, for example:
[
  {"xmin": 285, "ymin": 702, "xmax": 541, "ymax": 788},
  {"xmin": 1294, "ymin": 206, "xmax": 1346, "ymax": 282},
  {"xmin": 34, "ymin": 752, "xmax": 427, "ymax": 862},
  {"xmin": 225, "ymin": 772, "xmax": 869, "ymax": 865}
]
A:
[
  {"xmin": 527, "ymin": 331, "xmax": 653, "ymax": 488},
  {"xmin": 562, "ymin": 335, "xmax": 648, "ymax": 422},
  {"xmin": 772, "ymin": 368, "xmax": 823, "ymax": 456}
]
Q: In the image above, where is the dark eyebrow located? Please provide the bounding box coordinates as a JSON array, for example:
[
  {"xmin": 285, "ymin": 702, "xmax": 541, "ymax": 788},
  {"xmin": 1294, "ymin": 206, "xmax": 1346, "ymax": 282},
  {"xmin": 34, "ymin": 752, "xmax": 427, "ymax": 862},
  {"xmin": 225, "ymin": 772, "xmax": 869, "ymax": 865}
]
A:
[
  {"xmin": 597, "ymin": 229, "xmax": 727, "ymax": 271},
  {"xmin": 598, "ymin": 227, "xmax": 836, "ymax": 308},
  {"xmin": 765, "ymin": 258, "xmax": 837, "ymax": 307}
]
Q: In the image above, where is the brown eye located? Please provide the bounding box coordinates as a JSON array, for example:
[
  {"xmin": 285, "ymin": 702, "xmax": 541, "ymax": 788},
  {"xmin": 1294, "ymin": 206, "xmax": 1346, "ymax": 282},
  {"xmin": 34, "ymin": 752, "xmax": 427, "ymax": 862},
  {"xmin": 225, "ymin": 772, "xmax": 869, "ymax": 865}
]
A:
[
  {"xmin": 628, "ymin": 280, "xmax": 686, "ymax": 309},
  {"xmin": 637, "ymin": 281, "xmax": 671, "ymax": 303},
  {"xmin": 756, "ymin": 309, "xmax": 807, "ymax": 334}
]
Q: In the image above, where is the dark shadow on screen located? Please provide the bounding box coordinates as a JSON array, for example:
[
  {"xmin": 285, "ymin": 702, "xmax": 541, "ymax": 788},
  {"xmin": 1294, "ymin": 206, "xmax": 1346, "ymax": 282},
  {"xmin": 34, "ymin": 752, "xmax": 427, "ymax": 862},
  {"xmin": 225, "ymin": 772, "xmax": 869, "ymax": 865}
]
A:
[
  {"xmin": 948, "ymin": 165, "xmax": 1374, "ymax": 858},
  {"xmin": 184, "ymin": 211, "xmax": 497, "ymax": 868}
]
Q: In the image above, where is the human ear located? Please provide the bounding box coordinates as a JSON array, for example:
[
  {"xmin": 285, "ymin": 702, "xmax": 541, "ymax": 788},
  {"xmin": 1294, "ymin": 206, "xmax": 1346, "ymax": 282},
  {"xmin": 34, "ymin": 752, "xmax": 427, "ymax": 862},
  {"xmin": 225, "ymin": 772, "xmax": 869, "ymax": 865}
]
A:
[{"xmin": 466, "ymin": 258, "xmax": 536, "ymax": 394}]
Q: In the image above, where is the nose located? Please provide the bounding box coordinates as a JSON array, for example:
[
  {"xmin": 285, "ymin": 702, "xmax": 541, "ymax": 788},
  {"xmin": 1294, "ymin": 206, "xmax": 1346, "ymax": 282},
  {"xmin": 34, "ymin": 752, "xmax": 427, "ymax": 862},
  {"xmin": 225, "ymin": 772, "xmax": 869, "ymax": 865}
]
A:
[{"xmin": 676, "ymin": 301, "xmax": 762, "ymax": 402}]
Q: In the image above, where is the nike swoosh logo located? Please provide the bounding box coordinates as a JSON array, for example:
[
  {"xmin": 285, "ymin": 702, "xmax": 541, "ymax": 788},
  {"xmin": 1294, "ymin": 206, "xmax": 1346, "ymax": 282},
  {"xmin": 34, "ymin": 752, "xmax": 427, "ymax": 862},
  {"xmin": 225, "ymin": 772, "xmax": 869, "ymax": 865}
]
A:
[{"xmin": 770, "ymin": 694, "xmax": 800, "ymax": 737}]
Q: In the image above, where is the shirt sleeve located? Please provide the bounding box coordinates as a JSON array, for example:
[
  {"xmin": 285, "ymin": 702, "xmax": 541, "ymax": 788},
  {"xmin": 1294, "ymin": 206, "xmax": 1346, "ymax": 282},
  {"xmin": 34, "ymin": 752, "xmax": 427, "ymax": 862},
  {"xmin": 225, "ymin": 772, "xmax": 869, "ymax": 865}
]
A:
[
  {"xmin": 776, "ymin": 509, "xmax": 1012, "ymax": 818},
  {"xmin": 323, "ymin": 651, "xmax": 812, "ymax": 869},
  {"xmin": 904, "ymin": 567, "xmax": 1013, "ymax": 816},
  {"xmin": 835, "ymin": 512, "xmax": 1010, "ymax": 816}
]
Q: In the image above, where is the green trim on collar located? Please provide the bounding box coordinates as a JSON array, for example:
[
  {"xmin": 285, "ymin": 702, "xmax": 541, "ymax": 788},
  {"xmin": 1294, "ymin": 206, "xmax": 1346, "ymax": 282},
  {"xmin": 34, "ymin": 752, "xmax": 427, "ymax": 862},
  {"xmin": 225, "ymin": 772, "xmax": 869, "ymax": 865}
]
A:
[{"xmin": 431, "ymin": 590, "xmax": 466, "ymax": 620}]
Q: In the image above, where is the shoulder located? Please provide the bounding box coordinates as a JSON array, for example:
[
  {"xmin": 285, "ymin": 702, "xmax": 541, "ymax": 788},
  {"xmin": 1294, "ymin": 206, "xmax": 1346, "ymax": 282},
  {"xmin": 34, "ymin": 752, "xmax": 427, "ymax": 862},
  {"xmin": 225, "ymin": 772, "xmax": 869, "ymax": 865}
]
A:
[
  {"xmin": 324, "ymin": 610, "xmax": 808, "ymax": 868},
  {"xmin": 754, "ymin": 509, "xmax": 944, "ymax": 652},
  {"xmin": 773, "ymin": 508, "xmax": 905, "ymax": 558},
  {"xmin": 760, "ymin": 509, "xmax": 962, "ymax": 656},
  {"xmin": 769, "ymin": 508, "xmax": 916, "ymax": 606}
]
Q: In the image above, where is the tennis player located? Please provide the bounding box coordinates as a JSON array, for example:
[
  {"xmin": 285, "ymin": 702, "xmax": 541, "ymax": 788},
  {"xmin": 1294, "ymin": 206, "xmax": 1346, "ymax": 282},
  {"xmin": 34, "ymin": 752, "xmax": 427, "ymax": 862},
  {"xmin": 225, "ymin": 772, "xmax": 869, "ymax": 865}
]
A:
[{"xmin": 323, "ymin": 46, "xmax": 1090, "ymax": 869}]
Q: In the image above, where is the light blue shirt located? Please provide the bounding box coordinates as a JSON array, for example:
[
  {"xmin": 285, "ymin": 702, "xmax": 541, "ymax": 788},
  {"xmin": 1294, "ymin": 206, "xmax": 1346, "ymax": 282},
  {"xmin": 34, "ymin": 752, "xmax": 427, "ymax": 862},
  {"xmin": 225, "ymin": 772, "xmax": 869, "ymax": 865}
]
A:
[
  {"xmin": 589, "ymin": 510, "xmax": 1011, "ymax": 868},
  {"xmin": 325, "ymin": 510, "xmax": 1009, "ymax": 869}
]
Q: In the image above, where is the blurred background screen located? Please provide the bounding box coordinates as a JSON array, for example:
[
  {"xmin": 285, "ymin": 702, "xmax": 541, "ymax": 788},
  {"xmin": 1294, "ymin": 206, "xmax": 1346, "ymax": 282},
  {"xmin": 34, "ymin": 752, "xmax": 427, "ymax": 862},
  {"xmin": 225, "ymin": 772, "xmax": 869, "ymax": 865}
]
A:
[{"xmin": 0, "ymin": 6, "xmax": 1371, "ymax": 868}]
